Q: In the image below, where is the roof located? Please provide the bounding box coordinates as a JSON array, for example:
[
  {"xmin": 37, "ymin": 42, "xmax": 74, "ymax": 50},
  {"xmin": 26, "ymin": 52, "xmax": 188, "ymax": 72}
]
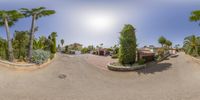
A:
[
  {"xmin": 69, "ymin": 43, "xmax": 83, "ymax": 46},
  {"xmin": 139, "ymin": 48, "xmax": 155, "ymax": 56},
  {"xmin": 97, "ymin": 48, "xmax": 107, "ymax": 51}
]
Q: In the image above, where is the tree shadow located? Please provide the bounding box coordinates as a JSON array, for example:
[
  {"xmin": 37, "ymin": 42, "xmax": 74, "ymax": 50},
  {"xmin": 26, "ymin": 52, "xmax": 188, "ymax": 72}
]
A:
[{"xmin": 135, "ymin": 63, "xmax": 172, "ymax": 75}]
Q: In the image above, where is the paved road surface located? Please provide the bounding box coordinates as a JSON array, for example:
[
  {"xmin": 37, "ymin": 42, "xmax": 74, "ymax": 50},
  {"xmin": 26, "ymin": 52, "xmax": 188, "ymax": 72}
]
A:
[{"xmin": 0, "ymin": 53, "xmax": 200, "ymax": 100}]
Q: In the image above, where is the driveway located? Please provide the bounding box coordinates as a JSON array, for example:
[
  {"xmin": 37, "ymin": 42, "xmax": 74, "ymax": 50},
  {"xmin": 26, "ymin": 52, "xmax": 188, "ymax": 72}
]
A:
[{"xmin": 0, "ymin": 53, "xmax": 200, "ymax": 100}]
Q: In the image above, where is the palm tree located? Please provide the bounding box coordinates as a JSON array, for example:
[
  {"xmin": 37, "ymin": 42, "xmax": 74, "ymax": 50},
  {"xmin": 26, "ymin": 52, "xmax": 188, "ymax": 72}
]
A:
[
  {"xmin": 0, "ymin": 10, "xmax": 24, "ymax": 61},
  {"xmin": 183, "ymin": 35, "xmax": 200, "ymax": 56},
  {"xmin": 190, "ymin": 10, "xmax": 200, "ymax": 25},
  {"xmin": 61, "ymin": 39, "xmax": 64, "ymax": 47},
  {"xmin": 20, "ymin": 7, "xmax": 56, "ymax": 61}
]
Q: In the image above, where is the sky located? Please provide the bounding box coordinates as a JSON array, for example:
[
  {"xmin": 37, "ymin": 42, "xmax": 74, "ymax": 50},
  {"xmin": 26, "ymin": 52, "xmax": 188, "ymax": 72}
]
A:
[{"xmin": 0, "ymin": 0, "xmax": 200, "ymax": 48}]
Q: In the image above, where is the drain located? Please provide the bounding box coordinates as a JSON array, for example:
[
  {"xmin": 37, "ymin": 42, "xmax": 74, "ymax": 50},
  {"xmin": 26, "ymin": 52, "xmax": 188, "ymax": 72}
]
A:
[{"xmin": 58, "ymin": 74, "xmax": 67, "ymax": 79}]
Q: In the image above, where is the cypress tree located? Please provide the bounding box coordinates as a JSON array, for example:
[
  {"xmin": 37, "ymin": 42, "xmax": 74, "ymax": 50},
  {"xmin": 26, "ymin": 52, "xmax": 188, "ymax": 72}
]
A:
[
  {"xmin": 119, "ymin": 24, "xmax": 137, "ymax": 65},
  {"xmin": 50, "ymin": 32, "xmax": 57, "ymax": 54}
]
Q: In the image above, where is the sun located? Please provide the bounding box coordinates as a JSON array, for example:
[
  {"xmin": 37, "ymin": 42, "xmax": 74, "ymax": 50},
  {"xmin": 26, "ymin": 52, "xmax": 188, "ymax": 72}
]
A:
[
  {"xmin": 87, "ymin": 15, "xmax": 114, "ymax": 30},
  {"xmin": 82, "ymin": 12, "xmax": 117, "ymax": 33}
]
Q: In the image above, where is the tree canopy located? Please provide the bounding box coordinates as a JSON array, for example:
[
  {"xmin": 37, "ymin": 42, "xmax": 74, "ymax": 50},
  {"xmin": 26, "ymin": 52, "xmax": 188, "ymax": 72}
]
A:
[{"xmin": 158, "ymin": 36, "xmax": 166, "ymax": 47}]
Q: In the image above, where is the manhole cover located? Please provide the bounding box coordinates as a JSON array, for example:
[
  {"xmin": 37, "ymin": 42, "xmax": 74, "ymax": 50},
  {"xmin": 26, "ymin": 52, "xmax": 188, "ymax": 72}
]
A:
[{"xmin": 58, "ymin": 74, "xmax": 67, "ymax": 79}]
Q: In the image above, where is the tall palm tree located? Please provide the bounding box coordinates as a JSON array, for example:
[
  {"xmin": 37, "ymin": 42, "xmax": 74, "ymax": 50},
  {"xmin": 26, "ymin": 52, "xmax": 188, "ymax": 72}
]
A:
[
  {"xmin": 20, "ymin": 7, "xmax": 56, "ymax": 61},
  {"xmin": 0, "ymin": 10, "xmax": 24, "ymax": 61},
  {"xmin": 61, "ymin": 39, "xmax": 64, "ymax": 47},
  {"xmin": 183, "ymin": 35, "xmax": 200, "ymax": 56}
]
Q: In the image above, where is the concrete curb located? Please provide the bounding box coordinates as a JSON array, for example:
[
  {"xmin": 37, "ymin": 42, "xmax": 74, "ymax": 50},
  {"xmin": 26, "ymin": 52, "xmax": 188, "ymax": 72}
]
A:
[
  {"xmin": 107, "ymin": 62, "xmax": 146, "ymax": 71},
  {"xmin": 0, "ymin": 54, "xmax": 57, "ymax": 71}
]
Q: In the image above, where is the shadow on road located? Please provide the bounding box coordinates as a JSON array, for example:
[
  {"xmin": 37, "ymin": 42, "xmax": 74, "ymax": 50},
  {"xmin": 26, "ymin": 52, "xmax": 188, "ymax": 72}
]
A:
[{"xmin": 136, "ymin": 63, "xmax": 172, "ymax": 75}]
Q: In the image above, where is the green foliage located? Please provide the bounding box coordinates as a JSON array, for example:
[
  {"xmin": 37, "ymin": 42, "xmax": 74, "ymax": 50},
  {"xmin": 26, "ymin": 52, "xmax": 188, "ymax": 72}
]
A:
[
  {"xmin": 65, "ymin": 45, "xmax": 69, "ymax": 53},
  {"xmin": 157, "ymin": 48, "xmax": 165, "ymax": 58},
  {"xmin": 0, "ymin": 10, "xmax": 24, "ymax": 62},
  {"xmin": 61, "ymin": 39, "xmax": 64, "ymax": 46},
  {"xmin": 20, "ymin": 7, "xmax": 56, "ymax": 19},
  {"xmin": 119, "ymin": 24, "xmax": 137, "ymax": 65},
  {"xmin": 33, "ymin": 34, "xmax": 55, "ymax": 52},
  {"xmin": 112, "ymin": 45, "xmax": 119, "ymax": 55},
  {"xmin": 20, "ymin": 7, "xmax": 56, "ymax": 61},
  {"xmin": 112, "ymin": 54, "xmax": 118, "ymax": 59},
  {"xmin": 81, "ymin": 47, "xmax": 89, "ymax": 54},
  {"xmin": 12, "ymin": 31, "xmax": 29, "ymax": 60},
  {"xmin": 31, "ymin": 49, "xmax": 50, "ymax": 64},
  {"xmin": 138, "ymin": 59, "xmax": 145, "ymax": 65},
  {"xmin": 107, "ymin": 48, "xmax": 113, "ymax": 52},
  {"xmin": 165, "ymin": 40, "xmax": 172, "ymax": 48},
  {"xmin": 190, "ymin": 10, "xmax": 200, "ymax": 25},
  {"xmin": 88, "ymin": 45, "xmax": 94, "ymax": 51},
  {"xmin": 43, "ymin": 38, "xmax": 53, "ymax": 51},
  {"xmin": 38, "ymin": 36, "xmax": 47, "ymax": 49},
  {"xmin": 0, "ymin": 10, "xmax": 24, "ymax": 27},
  {"xmin": 50, "ymin": 53, "xmax": 55, "ymax": 60},
  {"xmin": 0, "ymin": 38, "xmax": 8, "ymax": 60},
  {"xmin": 50, "ymin": 32, "xmax": 57, "ymax": 54},
  {"xmin": 183, "ymin": 35, "xmax": 200, "ymax": 57},
  {"xmin": 33, "ymin": 36, "xmax": 48, "ymax": 50},
  {"xmin": 158, "ymin": 36, "xmax": 166, "ymax": 47}
]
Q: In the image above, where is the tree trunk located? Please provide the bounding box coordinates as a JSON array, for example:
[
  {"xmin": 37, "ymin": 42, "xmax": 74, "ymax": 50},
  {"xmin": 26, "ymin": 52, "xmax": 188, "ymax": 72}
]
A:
[
  {"xmin": 4, "ymin": 18, "xmax": 14, "ymax": 62},
  {"xmin": 28, "ymin": 14, "xmax": 36, "ymax": 61}
]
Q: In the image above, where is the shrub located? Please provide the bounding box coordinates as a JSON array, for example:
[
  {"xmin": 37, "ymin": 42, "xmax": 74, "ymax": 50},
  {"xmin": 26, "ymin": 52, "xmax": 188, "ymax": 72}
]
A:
[
  {"xmin": 12, "ymin": 31, "xmax": 29, "ymax": 60},
  {"xmin": 119, "ymin": 24, "xmax": 137, "ymax": 65},
  {"xmin": 157, "ymin": 48, "xmax": 165, "ymax": 58},
  {"xmin": 65, "ymin": 45, "xmax": 69, "ymax": 53},
  {"xmin": 138, "ymin": 59, "xmax": 145, "ymax": 65},
  {"xmin": 81, "ymin": 48, "xmax": 89, "ymax": 54},
  {"xmin": 112, "ymin": 54, "xmax": 118, "ymax": 59},
  {"xmin": 31, "ymin": 49, "xmax": 50, "ymax": 64},
  {"xmin": 0, "ymin": 38, "xmax": 8, "ymax": 60}
]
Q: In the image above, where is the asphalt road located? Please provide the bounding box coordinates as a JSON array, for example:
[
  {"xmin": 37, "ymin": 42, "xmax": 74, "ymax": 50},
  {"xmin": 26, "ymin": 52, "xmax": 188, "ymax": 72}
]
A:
[{"xmin": 0, "ymin": 52, "xmax": 200, "ymax": 100}]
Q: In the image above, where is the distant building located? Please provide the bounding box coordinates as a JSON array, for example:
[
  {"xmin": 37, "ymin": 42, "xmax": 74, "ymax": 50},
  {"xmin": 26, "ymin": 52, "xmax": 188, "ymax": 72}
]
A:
[
  {"xmin": 68, "ymin": 43, "xmax": 83, "ymax": 55},
  {"xmin": 148, "ymin": 45, "xmax": 160, "ymax": 53},
  {"xmin": 138, "ymin": 47, "xmax": 155, "ymax": 62},
  {"xmin": 169, "ymin": 48, "xmax": 177, "ymax": 55},
  {"xmin": 96, "ymin": 48, "xmax": 110, "ymax": 56},
  {"xmin": 68, "ymin": 43, "xmax": 83, "ymax": 51}
]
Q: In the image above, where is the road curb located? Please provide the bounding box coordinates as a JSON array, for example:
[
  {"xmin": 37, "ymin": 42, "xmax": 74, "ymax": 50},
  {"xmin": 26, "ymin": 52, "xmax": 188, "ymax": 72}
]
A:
[{"xmin": 0, "ymin": 54, "xmax": 57, "ymax": 71}]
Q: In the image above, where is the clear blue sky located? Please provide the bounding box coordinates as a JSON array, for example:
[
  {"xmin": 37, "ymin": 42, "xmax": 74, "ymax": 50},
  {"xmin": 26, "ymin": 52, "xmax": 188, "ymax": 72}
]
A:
[{"xmin": 0, "ymin": 0, "xmax": 200, "ymax": 48}]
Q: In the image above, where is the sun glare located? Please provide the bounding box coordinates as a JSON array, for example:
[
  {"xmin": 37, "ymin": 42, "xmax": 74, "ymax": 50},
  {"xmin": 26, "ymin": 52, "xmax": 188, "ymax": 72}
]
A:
[{"xmin": 82, "ymin": 13, "xmax": 116, "ymax": 33}]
